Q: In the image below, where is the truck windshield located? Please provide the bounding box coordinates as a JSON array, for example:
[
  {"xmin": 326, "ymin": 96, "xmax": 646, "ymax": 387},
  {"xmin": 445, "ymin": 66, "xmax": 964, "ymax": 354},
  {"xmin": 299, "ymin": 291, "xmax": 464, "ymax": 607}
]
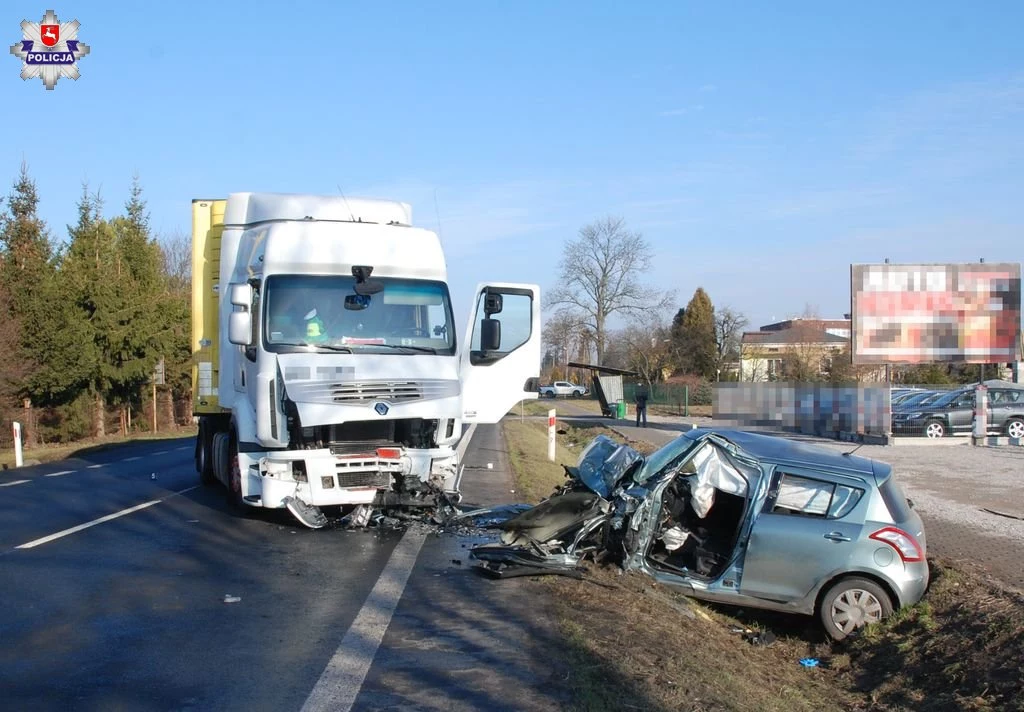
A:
[{"xmin": 262, "ymin": 275, "xmax": 456, "ymax": 355}]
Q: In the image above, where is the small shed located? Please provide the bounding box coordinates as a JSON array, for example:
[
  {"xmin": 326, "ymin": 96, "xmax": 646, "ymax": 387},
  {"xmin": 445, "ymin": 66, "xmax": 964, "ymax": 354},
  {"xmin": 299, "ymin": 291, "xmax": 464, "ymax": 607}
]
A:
[{"xmin": 567, "ymin": 362, "xmax": 641, "ymax": 417}]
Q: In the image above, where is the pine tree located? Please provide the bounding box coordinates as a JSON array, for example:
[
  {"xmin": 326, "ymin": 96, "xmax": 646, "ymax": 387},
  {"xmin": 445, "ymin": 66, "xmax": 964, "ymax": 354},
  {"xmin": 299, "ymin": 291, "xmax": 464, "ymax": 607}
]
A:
[
  {"xmin": 678, "ymin": 288, "xmax": 717, "ymax": 380},
  {"xmin": 0, "ymin": 164, "xmax": 61, "ymax": 444},
  {"xmin": 61, "ymin": 186, "xmax": 120, "ymax": 436}
]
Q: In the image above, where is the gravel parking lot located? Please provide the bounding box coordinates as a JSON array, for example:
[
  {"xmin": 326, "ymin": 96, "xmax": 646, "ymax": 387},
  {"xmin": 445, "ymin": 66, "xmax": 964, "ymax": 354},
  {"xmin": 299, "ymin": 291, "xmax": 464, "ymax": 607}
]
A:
[{"xmin": 812, "ymin": 439, "xmax": 1024, "ymax": 591}]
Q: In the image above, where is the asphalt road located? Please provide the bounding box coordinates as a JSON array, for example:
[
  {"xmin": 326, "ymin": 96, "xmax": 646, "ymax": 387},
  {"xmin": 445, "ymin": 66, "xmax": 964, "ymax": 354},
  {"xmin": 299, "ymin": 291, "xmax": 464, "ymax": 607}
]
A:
[{"xmin": 0, "ymin": 428, "xmax": 568, "ymax": 712}]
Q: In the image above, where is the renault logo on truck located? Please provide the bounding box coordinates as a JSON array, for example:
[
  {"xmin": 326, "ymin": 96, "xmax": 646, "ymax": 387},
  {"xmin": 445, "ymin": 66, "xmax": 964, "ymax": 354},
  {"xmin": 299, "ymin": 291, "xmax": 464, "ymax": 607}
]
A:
[{"xmin": 374, "ymin": 402, "xmax": 389, "ymax": 416}]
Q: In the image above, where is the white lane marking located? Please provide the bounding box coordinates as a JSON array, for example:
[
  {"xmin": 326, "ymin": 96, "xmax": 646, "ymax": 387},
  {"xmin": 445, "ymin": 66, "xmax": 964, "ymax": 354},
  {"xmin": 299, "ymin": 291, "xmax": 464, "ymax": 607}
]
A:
[
  {"xmin": 175, "ymin": 446, "xmax": 190, "ymax": 452},
  {"xmin": 301, "ymin": 423, "xmax": 476, "ymax": 711},
  {"xmin": 86, "ymin": 464, "xmax": 104, "ymax": 469},
  {"xmin": 154, "ymin": 450, "xmax": 169, "ymax": 455},
  {"xmin": 1, "ymin": 480, "xmax": 30, "ymax": 488},
  {"xmin": 124, "ymin": 457, "xmax": 142, "ymax": 462},
  {"xmin": 45, "ymin": 470, "xmax": 75, "ymax": 478},
  {"xmin": 301, "ymin": 529, "xmax": 428, "ymax": 712},
  {"xmin": 14, "ymin": 486, "xmax": 199, "ymax": 550}
]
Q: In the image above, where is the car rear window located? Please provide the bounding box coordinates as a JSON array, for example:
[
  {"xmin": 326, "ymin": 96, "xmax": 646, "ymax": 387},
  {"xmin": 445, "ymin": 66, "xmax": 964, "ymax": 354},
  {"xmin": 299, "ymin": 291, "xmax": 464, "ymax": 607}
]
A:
[{"xmin": 879, "ymin": 476, "xmax": 913, "ymax": 522}]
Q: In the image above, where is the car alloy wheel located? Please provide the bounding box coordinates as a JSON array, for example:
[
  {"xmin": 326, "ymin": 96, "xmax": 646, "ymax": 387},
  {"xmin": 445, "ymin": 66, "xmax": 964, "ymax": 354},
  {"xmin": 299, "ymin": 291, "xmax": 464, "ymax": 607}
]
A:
[
  {"xmin": 924, "ymin": 420, "xmax": 945, "ymax": 438},
  {"xmin": 1007, "ymin": 418, "xmax": 1024, "ymax": 440}
]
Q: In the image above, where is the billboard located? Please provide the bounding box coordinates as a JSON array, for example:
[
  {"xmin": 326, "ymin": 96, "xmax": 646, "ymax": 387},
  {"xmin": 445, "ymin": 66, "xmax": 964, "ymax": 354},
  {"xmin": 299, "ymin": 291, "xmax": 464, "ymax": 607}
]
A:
[{"xmin": 851, "ymin": 262, "xmax": 1021, "ymax": 364}]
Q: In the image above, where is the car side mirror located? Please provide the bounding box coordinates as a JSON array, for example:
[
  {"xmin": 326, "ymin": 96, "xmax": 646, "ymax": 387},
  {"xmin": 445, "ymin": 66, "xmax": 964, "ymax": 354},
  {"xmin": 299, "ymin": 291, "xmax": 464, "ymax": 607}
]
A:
[{"xmin": 480, "ymin": 318, "xmax": 500, "ymax": 351}]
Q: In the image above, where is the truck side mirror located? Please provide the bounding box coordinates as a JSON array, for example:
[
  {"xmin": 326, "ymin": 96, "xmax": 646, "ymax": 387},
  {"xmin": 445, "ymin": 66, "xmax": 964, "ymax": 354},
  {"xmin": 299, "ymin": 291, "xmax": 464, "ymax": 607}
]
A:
[
  {"xmin": 228, "ymin": 282, "xmax": 254, "ymax": 346},
  {"xmin": 480, "ymin": 318, "xmax": 501, "ymax": 351},
  {"xmin": 229, "ymin": 311, "xmax": 253, "ymax": 345},
  {"xmin": 230, "ymin": 283, "xmax": 252, "ymax": 307},
  {"xmin": 484, "ymin": 292, "xmax": 503, "ymax": 315}
]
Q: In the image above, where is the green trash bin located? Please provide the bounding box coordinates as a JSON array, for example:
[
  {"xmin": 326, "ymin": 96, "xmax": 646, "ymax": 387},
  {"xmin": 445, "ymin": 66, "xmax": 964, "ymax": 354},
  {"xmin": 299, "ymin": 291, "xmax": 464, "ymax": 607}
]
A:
[{"xmin": 616, "ymin": 401, "xmax": 627, "ymax": 419}]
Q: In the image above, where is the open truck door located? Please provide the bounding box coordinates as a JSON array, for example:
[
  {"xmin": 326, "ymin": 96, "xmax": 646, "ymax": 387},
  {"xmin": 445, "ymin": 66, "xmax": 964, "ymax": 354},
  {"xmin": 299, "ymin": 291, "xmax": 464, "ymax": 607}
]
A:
[{"xmin": 460, "ymin": 283, "xmax": 541, "ymax": 423}]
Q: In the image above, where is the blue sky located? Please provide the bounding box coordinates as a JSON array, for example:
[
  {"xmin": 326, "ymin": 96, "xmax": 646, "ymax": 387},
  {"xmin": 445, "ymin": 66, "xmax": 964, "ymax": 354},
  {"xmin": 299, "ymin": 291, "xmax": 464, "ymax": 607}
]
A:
[{"xmin": 3, "ymin": 2, "xmax": 1022, "ymax": 332}]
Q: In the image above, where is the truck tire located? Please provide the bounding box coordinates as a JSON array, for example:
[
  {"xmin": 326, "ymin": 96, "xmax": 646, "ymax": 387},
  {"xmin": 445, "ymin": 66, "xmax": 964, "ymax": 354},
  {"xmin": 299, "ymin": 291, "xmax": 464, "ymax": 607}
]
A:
[
  {"xmin": 212, "ymin": 432, "xmax": 230, "ymax": 486},
  {"xmin": 226, "ymin": 431, "xmax": 244, "ymax": 510},
  {"xmin": 195, "ymin": 423, "xmax": 216, "ymax": 486}
]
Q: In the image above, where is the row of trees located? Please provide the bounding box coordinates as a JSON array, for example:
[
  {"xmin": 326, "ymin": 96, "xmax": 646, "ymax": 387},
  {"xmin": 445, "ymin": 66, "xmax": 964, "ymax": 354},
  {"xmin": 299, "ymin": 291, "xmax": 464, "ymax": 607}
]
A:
[
  {"xmin": 0, "ymin": 164, "xmax": 192, "ymax": 447},
  {"xmin": 539, "ymin": 216, "xmax": 1007, "ymax": 387},
  {"xmin": 542, "ymin": 216, "xmax": 748, "ymax": 384}
]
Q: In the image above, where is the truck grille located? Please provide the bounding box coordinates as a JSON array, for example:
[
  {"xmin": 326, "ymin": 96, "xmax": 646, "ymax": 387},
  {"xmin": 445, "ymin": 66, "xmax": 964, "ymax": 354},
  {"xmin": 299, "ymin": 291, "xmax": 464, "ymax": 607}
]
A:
[
  {"xmin": 334, "ymin": 471, "xmax": 392, "ymax": 488},
  {"xmin": 284, "ymin": 379, "xmax": 460, "ymax": 406},
  {"xmin": 331, "ymin": 381, "xmax": 422, "ymax": 403}
]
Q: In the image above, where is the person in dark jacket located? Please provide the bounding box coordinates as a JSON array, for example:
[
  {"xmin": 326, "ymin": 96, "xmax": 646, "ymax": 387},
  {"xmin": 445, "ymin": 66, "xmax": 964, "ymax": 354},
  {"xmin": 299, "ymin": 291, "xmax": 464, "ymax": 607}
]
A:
[{"xmin": 635, "ymin": 381, "xmax": 649, "ymax": 427}]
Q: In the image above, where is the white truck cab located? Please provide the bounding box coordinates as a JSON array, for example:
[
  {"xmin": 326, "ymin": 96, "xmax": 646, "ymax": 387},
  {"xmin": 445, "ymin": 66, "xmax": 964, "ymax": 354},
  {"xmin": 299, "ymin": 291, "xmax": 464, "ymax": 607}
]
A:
[{"xmin": 192, "ymin": 192, "xmax": 540, "ymax": 527}]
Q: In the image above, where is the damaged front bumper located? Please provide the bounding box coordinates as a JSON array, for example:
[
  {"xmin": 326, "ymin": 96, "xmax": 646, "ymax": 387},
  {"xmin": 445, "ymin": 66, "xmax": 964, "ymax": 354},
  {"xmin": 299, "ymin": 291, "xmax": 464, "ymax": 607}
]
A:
[{"xmin": 239, "ymin": 446, "xmax": 462, "ymax": 529}]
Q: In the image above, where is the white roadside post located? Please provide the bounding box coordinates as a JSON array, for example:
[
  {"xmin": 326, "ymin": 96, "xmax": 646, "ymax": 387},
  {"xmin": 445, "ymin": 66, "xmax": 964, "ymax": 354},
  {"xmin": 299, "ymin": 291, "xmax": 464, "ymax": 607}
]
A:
[
  {"xmin": 972, "ymin": 384, "xmax": 988, "ymax": 446},
  {"xmin": 547, "ymin": 409, "xmax": 556, "ymax": 461},
  {"xmin": 13, "ymin": 421, "xmax": 24, "ymax": 467}
]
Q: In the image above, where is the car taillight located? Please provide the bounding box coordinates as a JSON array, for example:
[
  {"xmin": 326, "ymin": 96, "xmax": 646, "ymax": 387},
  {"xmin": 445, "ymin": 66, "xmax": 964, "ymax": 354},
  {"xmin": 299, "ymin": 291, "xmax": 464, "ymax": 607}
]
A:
[{"xmin": 869, "ymin": 526, "xmax": 924, "ymax": 562}]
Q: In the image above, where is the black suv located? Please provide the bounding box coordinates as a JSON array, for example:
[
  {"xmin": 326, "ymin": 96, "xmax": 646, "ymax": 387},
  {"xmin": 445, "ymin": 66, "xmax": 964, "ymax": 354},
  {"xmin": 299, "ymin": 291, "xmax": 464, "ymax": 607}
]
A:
[{"xmin": 891, "ymin": 385, "xmax": 1024, "ymax": 439}]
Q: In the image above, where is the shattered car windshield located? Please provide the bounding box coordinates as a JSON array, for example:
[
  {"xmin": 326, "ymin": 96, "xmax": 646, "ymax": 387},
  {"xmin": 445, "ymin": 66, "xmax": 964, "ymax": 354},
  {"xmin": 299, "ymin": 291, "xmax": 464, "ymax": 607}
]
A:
[
  {"xmin": 635, "ymin": 434, "xmax": 701, "ymax": 484},
  {"xmin": 262, "ymin": 274, "xmax": 456, "ymax": 355}
]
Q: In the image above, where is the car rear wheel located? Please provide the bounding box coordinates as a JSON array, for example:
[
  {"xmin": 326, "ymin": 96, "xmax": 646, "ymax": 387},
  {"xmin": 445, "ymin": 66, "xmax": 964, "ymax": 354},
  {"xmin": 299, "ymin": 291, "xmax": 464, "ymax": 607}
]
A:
[
  {"xmin": 819, "ymin": 577, "xmax": 893, "ymax": 641},
  {"xmin": 924, "ymin": 419, "xmax": 946, "ymax": 438},
  {"xmin": 1006, "ymin": 418, "xmax": 1024, "ymax": 440}
]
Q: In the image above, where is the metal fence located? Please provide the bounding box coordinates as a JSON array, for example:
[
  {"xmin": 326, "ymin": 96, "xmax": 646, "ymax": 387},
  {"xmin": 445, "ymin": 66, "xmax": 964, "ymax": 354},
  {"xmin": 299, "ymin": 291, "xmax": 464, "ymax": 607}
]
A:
[{"xmin": 622, "ymin": 382, "xmax": 712, "ymax": 410}]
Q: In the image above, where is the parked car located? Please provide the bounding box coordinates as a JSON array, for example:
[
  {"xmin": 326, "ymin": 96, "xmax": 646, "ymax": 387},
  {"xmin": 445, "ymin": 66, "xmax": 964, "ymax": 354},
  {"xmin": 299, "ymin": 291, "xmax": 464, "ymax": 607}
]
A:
[
  {"xmin": 891, "ymin": 390, "xmax": 943, "ymax": 412},
  {"xmin": 469, "ymin": 428, "xmax": 928, "ymax": 640},
  {"xmin": 892, "ymin": 385, "xmax": 1024, "ymax": 438},
  {"xmin": 538, "ymin": 381, "xmax": 588, "ymax": 398},
  {"xmin": 891, "ymin": 389, "xmax": 932, "ymax": 408}
]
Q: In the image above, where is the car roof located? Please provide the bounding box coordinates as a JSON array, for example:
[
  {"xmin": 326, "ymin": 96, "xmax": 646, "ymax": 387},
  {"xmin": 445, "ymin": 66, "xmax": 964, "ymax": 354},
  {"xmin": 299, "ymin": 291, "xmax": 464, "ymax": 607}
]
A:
[{"xmin": 684, "ymin": 427, "xmax": 883, "ymax": 478}]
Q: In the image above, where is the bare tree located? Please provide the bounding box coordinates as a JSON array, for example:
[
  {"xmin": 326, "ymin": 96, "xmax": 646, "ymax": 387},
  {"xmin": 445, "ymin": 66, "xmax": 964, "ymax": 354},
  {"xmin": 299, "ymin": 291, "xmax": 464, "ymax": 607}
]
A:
[
  {"xmin": 158, "ymin": 230, "xmax": 191, "ymax": 294},
  {"xmin": 542, "ymin": 309, "xmax": 590, "ymax": 382},
  {"xmin": 714, "ymin": 306, "xmax": 748, "ymax": 381},
  {"xmin": 780, "ymin": 317, "xmax": 841, "ymax": 382},
  {"xmin": 739, "ymin": 340, "xmax": 769, "ymax": 382},
  {"xmin": 547, "ymin": 216, "xmax": 674, "ymax": 364},
  {"xmin": 620, "ymin": 313, "xmax": 673, "ymax": 385}
]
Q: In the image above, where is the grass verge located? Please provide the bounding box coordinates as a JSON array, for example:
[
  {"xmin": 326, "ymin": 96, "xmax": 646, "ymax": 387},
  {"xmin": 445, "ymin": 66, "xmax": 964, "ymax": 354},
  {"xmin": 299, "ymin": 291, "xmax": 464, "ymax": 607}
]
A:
[
  {"xmin": 838, "ymin": 560, "xmax": 1024, "ymax": 711},
  {"xmin": 0, "ymin": 427, "xmax": 197, "ymax": 469},
  {"xmin": 500, "ymin": 417, "xmax": 1024, "ymax": 712}
]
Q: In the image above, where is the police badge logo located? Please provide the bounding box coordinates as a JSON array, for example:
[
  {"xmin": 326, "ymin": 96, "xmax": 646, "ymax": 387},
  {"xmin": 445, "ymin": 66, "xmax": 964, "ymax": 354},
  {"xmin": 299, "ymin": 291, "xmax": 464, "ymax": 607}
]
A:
[{"xmin": 9, "ymin": 9, "xmax": 90, "ymax": 90}]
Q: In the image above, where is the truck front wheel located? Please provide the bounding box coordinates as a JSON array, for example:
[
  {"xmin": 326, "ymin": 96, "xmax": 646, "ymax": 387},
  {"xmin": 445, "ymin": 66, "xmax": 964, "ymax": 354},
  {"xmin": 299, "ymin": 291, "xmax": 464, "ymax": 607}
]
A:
[
  {"xmin": 226, "ymin": 432, "xmax": 244, "ymax": 510},
  {"xmin": 196, "ymin": 423, "xmax": 216, "ymax": 486}
]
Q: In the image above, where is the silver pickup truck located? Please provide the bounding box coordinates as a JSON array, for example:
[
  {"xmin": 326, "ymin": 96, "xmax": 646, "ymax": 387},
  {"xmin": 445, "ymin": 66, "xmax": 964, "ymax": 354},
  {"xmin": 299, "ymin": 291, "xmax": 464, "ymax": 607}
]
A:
[{"xmin": 538, "ymin": 381, "xmax": 588, "ymax": 398}]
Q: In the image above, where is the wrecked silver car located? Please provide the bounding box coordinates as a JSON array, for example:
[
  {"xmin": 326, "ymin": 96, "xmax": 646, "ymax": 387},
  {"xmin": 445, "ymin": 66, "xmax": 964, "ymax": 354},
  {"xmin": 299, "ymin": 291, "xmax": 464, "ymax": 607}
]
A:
[{"xmin": 470, "ymin": 428, "xmax": 929, "ymax": 640}]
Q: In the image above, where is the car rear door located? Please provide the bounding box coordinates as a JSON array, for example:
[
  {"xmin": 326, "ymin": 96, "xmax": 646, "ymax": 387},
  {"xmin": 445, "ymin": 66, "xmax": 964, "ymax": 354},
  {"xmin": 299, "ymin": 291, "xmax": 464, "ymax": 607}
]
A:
[{"xmin": 739, "ymin": 467, "xmax": 868, "ymax": 603}]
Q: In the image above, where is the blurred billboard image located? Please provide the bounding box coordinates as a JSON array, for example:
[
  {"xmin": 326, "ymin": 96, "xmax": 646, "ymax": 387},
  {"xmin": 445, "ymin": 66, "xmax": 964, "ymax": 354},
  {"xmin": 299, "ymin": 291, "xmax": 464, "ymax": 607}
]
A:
[{"xmin": 851, "ymin": 263, "xmax": 1022, "ymax": 364}]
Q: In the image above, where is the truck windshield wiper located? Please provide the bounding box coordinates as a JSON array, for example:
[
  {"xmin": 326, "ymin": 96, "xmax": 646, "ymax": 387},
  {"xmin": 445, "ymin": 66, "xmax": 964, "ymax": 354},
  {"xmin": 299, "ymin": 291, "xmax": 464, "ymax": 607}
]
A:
[
  {"xmin": 373, "ymin": 343, "xmax": 438, "ymax": 354},
  {"xmin": 314, "ymin": 344, "xmax": 354, "ymax": 353}
]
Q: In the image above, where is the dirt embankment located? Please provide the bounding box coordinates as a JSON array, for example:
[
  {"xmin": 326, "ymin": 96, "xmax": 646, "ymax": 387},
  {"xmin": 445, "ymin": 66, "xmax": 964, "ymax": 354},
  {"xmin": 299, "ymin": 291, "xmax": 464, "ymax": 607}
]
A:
[{"xmin": 501, "ymin": 417, "xmax": 1024, "ymax": 712}]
